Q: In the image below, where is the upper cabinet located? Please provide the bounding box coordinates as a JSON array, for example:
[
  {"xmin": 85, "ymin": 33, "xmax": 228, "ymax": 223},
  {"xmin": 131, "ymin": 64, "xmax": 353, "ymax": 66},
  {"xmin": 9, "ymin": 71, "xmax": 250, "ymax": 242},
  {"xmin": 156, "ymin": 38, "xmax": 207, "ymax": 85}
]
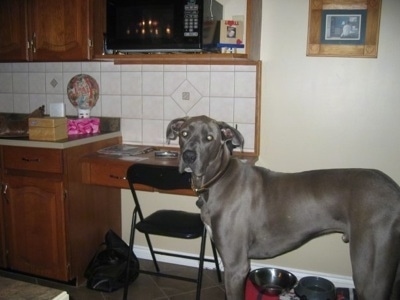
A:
[
  {"xmin": 0, "ymin": 0, "xmax": 92, "ymax": 62},
  {"xmin": 92, "ymin": 0, "xmax": 262, "ymax": 64}
]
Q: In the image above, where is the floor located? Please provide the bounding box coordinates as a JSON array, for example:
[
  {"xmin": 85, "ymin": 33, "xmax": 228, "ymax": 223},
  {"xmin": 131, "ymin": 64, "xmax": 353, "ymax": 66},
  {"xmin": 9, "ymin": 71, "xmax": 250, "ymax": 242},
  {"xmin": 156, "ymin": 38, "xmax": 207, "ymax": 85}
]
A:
[{"xmin": 0, "ymin": 259, "xmax": 225, "ymax": 300}]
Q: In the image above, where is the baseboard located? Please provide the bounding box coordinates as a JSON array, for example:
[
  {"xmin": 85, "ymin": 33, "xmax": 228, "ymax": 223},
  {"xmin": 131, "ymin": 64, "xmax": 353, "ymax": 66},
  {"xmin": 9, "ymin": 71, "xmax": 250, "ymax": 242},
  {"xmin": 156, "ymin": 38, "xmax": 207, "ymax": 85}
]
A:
[{"xmin": 133, "ymin": 245, "xmax": 355, "ymax": 289}]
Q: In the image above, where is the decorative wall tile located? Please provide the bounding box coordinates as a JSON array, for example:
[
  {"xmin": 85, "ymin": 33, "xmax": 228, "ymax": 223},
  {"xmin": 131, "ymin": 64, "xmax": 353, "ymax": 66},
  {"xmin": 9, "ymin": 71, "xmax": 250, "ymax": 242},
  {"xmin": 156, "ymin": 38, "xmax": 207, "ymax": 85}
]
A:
[
  {"xmin": 45, "ymin": 73, "xmax": 63, "ymax": 94},
  {"xmin": 171, "ymin": 80, "xmax": 202, "ymax": 113}
]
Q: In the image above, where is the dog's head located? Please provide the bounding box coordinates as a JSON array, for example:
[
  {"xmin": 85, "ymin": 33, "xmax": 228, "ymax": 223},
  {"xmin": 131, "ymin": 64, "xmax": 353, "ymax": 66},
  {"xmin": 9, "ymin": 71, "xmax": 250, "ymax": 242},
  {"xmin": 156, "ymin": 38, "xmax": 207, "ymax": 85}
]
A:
[{"xmin": 166, "ymin": 115, "xmax": 244, "ymax": 182}]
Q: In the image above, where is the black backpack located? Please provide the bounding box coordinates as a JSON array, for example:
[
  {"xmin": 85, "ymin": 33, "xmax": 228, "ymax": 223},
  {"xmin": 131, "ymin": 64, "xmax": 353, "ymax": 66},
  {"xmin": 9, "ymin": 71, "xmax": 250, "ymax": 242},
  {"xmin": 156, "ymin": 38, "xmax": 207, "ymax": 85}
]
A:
[{"xmin": 84, "ymin": 230, "xmax": 139, "ymax": 292}]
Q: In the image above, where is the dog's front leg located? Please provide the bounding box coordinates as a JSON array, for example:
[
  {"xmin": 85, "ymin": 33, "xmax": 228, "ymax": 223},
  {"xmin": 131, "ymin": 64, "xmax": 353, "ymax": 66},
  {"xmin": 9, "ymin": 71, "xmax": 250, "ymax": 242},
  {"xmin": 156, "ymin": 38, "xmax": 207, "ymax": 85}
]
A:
[{"xmin": 222, "ymin": 254, "xmax": 250, "ymax": 300}]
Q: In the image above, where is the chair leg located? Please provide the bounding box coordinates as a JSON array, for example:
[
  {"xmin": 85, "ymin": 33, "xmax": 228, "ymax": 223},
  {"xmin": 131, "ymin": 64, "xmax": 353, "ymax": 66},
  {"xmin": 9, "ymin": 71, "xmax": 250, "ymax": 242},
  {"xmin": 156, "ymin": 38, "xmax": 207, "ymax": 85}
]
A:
[
  {"xmin": 123, "ymin": 207, "xmax": 138, "ymax": 300},
  {"xmin": 196, "ymin": 228, "xmax": 207, "ymax": 300},
  {"xmin": 144, "ymin": 232, "xmax": 160, "ymax": 273},
  {"xmin": 211, "ymin": 239, "xmax": 222, "ymax": 282}
]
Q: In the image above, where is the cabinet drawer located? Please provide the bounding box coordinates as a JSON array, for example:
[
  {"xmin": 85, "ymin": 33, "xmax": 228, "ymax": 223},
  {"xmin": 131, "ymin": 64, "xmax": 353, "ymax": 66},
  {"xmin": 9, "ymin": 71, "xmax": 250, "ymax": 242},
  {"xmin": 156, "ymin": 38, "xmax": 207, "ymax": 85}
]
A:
[
  {"xmin": 3, "ymin": 146, "xmax": 63, "ymax": 173},
  {"xmin": 83, "ymin": 161, "xmax": 152, "ymax": 191}
]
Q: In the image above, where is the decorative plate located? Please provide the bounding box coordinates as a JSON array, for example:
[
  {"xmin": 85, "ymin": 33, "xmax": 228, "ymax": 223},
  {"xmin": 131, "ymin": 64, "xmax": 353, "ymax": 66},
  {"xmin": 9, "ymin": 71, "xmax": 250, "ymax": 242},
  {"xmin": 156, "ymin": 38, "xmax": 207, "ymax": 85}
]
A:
[{"xmin": 67, "ymin": 74, "xmax": 99, "ymax": 110}]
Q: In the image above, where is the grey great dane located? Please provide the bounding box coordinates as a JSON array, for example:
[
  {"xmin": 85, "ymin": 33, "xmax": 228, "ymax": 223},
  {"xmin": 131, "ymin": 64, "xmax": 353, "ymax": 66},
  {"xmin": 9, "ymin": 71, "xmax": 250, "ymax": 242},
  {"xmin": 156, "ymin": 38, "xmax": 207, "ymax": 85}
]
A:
[{"xmin": 166, "ymin": 115, "xmax": 400, "ymax": 300}]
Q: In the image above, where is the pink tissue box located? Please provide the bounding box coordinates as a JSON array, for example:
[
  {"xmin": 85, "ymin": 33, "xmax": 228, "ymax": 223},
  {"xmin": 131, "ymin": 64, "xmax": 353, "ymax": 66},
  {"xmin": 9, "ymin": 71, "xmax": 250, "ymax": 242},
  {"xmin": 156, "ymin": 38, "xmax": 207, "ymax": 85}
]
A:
[{"xmin": 67, "ymin": 118, "xmax": 100, "ymax": 135}]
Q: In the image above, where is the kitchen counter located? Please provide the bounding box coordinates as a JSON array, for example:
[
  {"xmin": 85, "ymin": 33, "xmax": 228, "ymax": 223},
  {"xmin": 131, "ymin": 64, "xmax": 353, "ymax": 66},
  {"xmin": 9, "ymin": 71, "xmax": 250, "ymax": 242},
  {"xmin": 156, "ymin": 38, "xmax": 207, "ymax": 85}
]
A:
[{"xmin": 0, "ymin": 131, "xmax": 122, "ymax": 149}]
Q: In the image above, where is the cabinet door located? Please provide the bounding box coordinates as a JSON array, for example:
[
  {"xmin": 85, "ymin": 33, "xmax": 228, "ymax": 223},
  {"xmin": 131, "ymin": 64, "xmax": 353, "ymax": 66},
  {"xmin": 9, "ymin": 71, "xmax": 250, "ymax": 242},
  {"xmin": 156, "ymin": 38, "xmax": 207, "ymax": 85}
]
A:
[
  {"xmin": 29, "ymin": 0, "xmax": 91, "ymax": 61},
  {"xmin": 3, "ymin": 174, "xmax": 69, "ymax": 281},
  {"xmin": 0, "ymin": 0, "xmax": 29, "ymax": 62}
]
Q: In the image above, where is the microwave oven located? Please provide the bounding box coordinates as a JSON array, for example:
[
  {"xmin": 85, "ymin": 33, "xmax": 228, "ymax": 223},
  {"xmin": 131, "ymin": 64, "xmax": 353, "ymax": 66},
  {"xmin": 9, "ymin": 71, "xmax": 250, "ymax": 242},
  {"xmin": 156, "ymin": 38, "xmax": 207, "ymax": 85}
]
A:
[{"xmin": 105, "ymin": 0, "xmax": 223, "ymax": 53}]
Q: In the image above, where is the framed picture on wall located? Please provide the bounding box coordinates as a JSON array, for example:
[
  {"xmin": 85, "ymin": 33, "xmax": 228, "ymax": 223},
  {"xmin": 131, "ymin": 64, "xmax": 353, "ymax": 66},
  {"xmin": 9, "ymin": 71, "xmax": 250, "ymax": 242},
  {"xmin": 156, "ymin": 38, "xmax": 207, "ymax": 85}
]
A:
[
  {"xmin": 307, "ymin": 0, "xmax": 382, "ymax": 58},
  {"xmin": 321, "ymin": 10, "xmax": 367, "ymax": 45}
]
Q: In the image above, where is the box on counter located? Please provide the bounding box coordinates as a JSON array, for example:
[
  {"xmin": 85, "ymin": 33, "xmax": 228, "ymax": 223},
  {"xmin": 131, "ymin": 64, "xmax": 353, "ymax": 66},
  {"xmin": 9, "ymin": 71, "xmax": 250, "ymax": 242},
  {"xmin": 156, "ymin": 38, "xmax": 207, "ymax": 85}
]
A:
[
  {"xmin": 203, "ymin": 20, "xmax": 244, "ymax": 50},
  {"xmin": 67, "ymin": 118, "xmax": 100, "ymax": 135},
  {"xmin": 29, "ymin": 117, "xmax": 68, "ymax": 141}
]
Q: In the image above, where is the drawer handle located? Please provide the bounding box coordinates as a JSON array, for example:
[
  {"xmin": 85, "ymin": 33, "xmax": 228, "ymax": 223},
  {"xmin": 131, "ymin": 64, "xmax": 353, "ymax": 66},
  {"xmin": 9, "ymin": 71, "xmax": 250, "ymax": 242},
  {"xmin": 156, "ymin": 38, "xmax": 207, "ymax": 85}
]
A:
[
  {"xmin": 22, "ymin": 157, "xmax": 41, "ymax": 162},
  {"xmin": 109, "ymin": 174, "xmax": 126, "ymax": 180}
]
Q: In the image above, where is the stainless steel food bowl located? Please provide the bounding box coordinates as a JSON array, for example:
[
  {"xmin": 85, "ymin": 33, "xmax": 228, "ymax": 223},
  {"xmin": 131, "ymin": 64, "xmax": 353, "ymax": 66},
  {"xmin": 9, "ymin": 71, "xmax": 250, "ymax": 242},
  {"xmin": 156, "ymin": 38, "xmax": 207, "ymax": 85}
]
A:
[
  {"xmin": 248, "ymin": 268, "xmax": 298, "ymax": 296},
  {"xmin": 294, "ymin": 276, "xmax": 336, "ymax": 300}
]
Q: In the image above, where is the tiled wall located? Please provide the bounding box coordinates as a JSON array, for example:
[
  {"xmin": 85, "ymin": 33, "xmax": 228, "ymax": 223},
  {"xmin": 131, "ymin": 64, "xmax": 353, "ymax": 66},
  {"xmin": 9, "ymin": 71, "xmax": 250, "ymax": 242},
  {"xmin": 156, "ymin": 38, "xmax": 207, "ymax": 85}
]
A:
[{"xmin": 0, "ymin": 62, "xmax": 257, "ymax": 152}]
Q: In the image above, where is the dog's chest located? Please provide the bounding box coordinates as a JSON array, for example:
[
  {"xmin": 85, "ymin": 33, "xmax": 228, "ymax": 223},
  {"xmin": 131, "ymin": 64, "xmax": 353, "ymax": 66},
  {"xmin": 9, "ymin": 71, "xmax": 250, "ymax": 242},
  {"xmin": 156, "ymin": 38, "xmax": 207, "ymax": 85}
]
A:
[{"xmin": 199, "ymin": 195, "xmax": 214, "ymax": 239}]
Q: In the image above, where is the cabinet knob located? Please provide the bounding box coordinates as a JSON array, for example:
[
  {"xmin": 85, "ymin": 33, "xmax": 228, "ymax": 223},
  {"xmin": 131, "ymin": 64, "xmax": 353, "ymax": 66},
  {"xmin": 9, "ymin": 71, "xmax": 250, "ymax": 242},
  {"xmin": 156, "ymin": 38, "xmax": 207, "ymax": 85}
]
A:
[{"xmin": 22, "ymin": 157, "xmax": 40, "ymax": 162}]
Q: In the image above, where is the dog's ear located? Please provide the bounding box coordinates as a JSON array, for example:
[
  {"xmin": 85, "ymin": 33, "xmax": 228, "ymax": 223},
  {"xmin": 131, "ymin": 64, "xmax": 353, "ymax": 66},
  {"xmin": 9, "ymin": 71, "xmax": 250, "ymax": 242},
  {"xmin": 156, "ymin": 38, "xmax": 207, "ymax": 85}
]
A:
[
  {"xmin": 218, "ymin": 122, "xmax": 245, "ymax": 152},
  {"xmin": 166, "ymin": 117, "xmax": 188, "ymax": 143}
]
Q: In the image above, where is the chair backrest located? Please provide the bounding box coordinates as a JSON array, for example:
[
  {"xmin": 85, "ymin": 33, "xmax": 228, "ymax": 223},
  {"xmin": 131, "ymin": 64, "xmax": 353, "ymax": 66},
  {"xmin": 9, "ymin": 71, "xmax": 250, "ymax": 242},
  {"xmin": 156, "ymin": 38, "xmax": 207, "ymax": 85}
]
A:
[{"xmin": 126, "ymin": 163, "xmax": 192, "ymax": 191}]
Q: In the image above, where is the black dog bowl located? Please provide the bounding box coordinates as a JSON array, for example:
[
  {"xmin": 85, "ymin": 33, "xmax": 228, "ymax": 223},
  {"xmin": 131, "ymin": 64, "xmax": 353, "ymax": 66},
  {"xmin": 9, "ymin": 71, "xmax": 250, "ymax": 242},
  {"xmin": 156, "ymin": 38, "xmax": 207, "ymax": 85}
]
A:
[
  {"xmin": 248, "ymin": 268, "xmax": 298, "ymax": 296},
  {"xmin": 294, "ymin": 276, "xmax": 336, "ymax": 300}
]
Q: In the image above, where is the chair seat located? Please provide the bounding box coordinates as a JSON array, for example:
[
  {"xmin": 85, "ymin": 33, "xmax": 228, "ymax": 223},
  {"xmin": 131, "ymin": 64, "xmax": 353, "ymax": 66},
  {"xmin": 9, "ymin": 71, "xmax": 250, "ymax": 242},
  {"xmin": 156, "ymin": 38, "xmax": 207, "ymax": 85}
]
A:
[{"xmin": 136, "ymin": 210, "xmax": 204, "ymax": 239}]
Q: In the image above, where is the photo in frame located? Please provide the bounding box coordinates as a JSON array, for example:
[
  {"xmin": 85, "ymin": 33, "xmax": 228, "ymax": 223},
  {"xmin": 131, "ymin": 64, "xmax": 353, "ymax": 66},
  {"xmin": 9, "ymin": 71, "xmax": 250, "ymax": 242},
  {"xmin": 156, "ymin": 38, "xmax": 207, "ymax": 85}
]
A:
[
  {"xmin": 307, "ymin": 0, "xmax": 382, "ymax": 58},
  {"xmin": 321, "ymin": 10, "xmax": 367, "ymax": 45}
]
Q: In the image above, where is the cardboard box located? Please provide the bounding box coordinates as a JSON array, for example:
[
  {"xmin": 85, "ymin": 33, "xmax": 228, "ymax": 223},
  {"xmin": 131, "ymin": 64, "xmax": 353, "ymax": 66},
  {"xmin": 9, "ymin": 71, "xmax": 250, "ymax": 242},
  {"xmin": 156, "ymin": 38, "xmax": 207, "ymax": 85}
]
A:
[
  {"xmin": 203, "ymin": 20, "xmax": 244, "ymax": 49},
  {"xmin": 29, "ymin": 117, "xmax": 68, "ymax": 141}
]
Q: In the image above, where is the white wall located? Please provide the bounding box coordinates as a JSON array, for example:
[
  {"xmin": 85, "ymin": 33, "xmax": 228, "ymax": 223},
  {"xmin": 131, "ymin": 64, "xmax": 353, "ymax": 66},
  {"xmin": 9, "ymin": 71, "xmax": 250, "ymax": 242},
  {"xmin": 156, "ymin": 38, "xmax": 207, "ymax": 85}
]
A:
[{"xmin": 256, "ymin": 0, "xmax": 400, "ymax": 276}]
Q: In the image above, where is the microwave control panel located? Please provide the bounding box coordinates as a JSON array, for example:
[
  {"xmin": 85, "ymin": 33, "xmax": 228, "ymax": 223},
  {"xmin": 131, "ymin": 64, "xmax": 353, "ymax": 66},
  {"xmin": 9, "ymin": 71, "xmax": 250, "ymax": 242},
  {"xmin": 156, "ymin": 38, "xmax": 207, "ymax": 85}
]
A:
[{"xmin": 184, "ymin": 1, "xmax": 200, "ymax": 37}]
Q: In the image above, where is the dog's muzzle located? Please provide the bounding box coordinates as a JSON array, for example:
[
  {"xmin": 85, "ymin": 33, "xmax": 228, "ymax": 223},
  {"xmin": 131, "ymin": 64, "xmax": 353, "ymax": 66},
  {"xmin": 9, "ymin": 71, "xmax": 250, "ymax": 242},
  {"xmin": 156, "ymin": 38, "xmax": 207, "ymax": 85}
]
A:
[{"xmin": 182, "ymin": 150, "xmax": 197, "ymax": 164}]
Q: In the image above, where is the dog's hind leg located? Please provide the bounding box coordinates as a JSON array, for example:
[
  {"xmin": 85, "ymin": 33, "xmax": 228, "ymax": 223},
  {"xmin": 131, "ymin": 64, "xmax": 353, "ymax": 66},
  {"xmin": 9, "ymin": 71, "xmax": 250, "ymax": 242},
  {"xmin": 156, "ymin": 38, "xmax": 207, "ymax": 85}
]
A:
[
  {"xmin": 349, "ymin": 230, "xmax": 400, "ymax": 300},
  {"xmin": 390, "ymin": 261, "xmax": 400, "ymax": 300}
]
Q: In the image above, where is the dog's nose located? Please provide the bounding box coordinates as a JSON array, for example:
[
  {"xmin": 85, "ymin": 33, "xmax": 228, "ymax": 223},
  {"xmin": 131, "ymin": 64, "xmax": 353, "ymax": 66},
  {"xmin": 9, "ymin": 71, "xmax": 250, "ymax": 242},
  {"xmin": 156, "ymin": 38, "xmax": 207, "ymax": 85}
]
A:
[{"xmin": 182, "ymin": 150, "xmax": 197, "ymax": 163}]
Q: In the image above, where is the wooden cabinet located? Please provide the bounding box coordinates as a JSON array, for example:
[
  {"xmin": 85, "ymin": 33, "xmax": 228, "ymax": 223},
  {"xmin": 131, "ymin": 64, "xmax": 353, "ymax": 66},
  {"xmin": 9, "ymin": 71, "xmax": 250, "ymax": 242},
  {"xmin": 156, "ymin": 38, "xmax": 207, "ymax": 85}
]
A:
[
  {"xmin": 4, "ymin": 174, "xmax": 68, "ymax": 281},
  {"xmin": 0, "ymin": 0, "xmax": 28, "ymax": 61},
  {"xmin": 0, "ymin": 0, "xmax": 92, "ymax": 62},
  {"xmin": 0, "ymin": 135, "xmax": 122, "ymax": 284}
]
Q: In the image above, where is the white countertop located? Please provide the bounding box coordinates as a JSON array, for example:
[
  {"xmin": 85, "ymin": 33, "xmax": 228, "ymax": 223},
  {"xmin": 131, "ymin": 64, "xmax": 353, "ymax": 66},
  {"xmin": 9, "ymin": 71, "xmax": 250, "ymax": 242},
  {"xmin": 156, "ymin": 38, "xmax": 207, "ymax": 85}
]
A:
[{"xmin": 0, "ymin": 132, "xmax": 121, "ymax": 149}]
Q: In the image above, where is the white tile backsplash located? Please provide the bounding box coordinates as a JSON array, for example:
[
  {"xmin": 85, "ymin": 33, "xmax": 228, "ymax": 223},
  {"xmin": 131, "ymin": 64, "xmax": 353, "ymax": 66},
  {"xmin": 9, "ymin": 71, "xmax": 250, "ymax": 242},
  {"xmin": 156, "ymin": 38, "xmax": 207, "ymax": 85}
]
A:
[
  {"xmin": 121, "ymin": 72, "xmax": 142, "ymax": 95},
  {"xmin": 210, "ymin": 72, "xmax": 235, "ymax": 97},
  {"xmin": 0, "ymin": 94, "xmax": 13, "ymax": 112},
  {"xmin": 13, "ymin": 73, "xmax": 29, "ymax": 94},
  {"xmin": 142, "ymin": 71, "xmax": 163, "ymax": 95},
  {"xmin": 0, "ymin": 61, "xmax": 258, "ymax": 152},
  {"xmin": 0, "ymin": 73, "xmax": 13, "ymax": 93},
  {"xmin": 29, "ymin": 73, "xmax": 46, "ymax": 94}
]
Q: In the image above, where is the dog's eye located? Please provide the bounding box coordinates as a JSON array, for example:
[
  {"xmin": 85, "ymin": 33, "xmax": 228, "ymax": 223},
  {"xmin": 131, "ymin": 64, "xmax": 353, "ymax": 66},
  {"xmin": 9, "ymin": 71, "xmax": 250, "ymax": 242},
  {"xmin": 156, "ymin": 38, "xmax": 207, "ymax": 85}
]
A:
[
  {"xmin": 206, "ymin": 135, "xmax": 213, "ymax": 141},
  {"xmin": 181, "ymin": 131, "xmax": 188, "ymax": 137}
]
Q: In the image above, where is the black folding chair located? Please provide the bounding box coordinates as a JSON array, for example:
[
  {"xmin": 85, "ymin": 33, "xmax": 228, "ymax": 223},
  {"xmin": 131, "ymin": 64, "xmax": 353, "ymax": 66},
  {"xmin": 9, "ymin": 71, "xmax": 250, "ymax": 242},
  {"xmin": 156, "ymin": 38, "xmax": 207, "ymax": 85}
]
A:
[{"xmin": 123, "ymin": 163, "xmax": 222, "ymax": 300}]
